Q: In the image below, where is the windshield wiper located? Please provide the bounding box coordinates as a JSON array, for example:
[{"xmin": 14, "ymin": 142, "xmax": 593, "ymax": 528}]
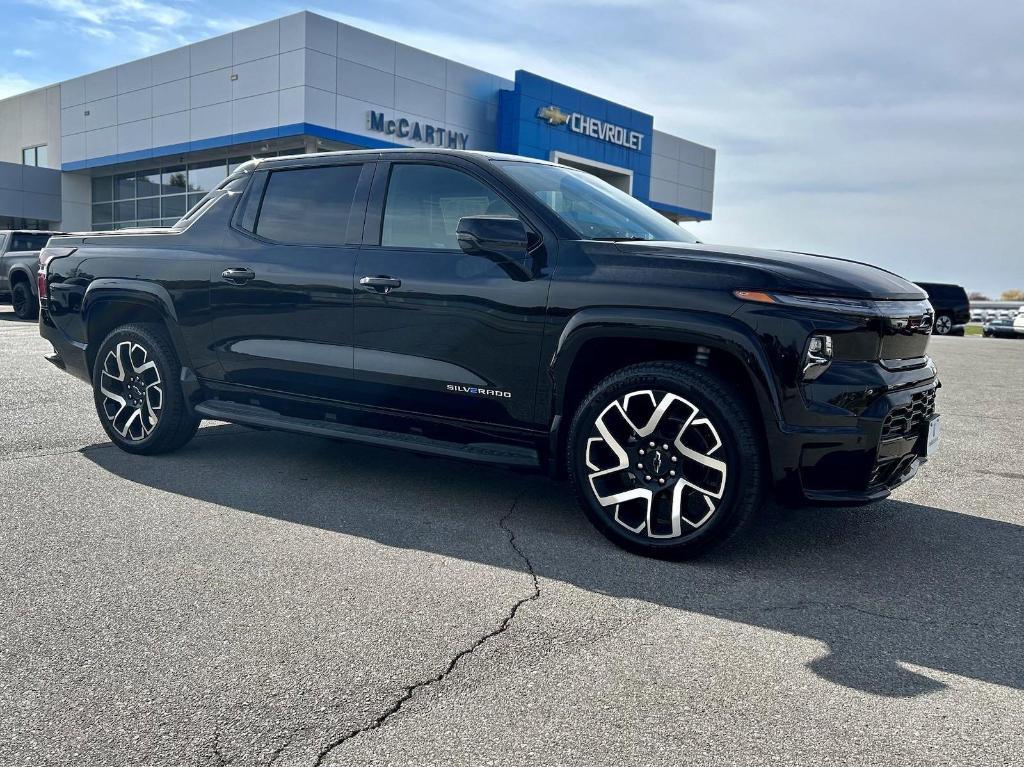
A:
[{"xmin": 591, "ymin": 236, "xmax": 650, "ymax": 242}]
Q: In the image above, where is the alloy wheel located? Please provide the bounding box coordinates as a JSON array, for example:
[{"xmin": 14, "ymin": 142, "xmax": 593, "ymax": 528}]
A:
[
  {"xmin": 12, "ymin": 286, "xmax": 27, "ymax": 316},
  {"xmin": 934, "ymin": 315, "xmax": 952, "ymax": 335},
  {"xmin": 99, "ymin": 341, "xmax": 163, "ymax": 441},
  {"xmin": 584, "ymin": 389, "xmax": 728, "ymax": 539}
]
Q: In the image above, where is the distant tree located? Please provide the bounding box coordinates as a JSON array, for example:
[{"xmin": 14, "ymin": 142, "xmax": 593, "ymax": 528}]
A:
[
  {"xmin": 968, "ymin": 291, "xmax": 990, "ymax": 301},
  {"xmin": 1001, "ymin": 289, "xmax": 1024, "ymax": 302}
]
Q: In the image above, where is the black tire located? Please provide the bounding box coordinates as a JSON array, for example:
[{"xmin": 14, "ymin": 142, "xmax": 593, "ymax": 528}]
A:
[
  {"xmin": 567, "ymin": 361, "xmax": 765, "ymax": 559},
  {"xmin": 11, "ymin": 280, "xmax": 38, "ymax": 320},
  {"xmin": 933, "ymin": 313, "xmax": 954, "ymax": 335},
  {"xmin": 92, "ymin": 323, "xmax": 200, "ymax": 455}
]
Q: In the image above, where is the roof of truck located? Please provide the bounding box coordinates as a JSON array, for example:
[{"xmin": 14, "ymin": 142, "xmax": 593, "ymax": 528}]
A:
[{"xmin": 248, "ymin": 147, "xmax": 553, "ymax": 169}]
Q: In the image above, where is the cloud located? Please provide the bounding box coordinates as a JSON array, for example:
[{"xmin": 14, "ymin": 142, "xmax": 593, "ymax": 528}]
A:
[
  {"xmin": 27, "ymin": 0, "xmax": 190, "ymax": 27},
  {"xmin": 314, "ymin": 0, "xmax": 1022, "ymax": 295},
  {"xmin": 0, "ymin": 74, "xmax": 44, "ymax": 100}
]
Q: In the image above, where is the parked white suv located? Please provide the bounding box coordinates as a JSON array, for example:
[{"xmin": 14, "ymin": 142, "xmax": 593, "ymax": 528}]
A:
[{"xmin": 1014, "ymin": 307, "xmax": 1024, "ymax": 336}]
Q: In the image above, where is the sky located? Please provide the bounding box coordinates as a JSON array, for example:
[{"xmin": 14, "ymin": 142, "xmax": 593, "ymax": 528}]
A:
[{"xmin": 2, "ymin": 0, "xmax": 1022, "ymax": 297}]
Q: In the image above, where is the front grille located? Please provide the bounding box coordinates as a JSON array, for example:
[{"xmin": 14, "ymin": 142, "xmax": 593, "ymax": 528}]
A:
[{"xmin": 881, "ymin": 387, "xmax": 936, "ymax": 441}]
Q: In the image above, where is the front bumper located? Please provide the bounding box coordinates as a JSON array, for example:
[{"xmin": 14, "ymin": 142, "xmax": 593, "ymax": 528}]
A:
[{"xmin": 769, "ymin": 362, "xmax": 939, "ymax": 505}]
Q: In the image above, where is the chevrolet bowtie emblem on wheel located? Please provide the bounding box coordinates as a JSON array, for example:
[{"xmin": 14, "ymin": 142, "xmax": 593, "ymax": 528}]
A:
[
  {"xmin": 537, "ymin": 105, "xmax": 570, "ymax": 126},
  {"xmin": 651, "ymin": 450, "xmax": 663, "ymax": 474}
]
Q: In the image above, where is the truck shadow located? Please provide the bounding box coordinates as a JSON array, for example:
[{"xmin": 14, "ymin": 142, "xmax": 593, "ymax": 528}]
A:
[{"xmin": 84, "ymin": 425, "xmax": 1023, "ymax": 699}]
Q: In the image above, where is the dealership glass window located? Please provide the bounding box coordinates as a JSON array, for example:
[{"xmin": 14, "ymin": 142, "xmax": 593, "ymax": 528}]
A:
[
  {"xmin": 161, "ymin": 195, "xmax": 187, "ymax": 219},
  {"xmin": 161, "ymin": 166, "xmax": 187, "ymax": 195},
  {"xmin": 381, "ymin": 164, "xmax": 516, "ymax": 250},
  {"xmin": 137, "ymin": 197, "xmax": 160, "ymax": 220},
  {"xmin": 89, "ymin": 152, "xmax": 298, "ymax": 230},
  {"xmin": 137, "ymin": 170, "xmax": 161, "ymax": 198},
  {"xmin": 188, "ymin": 160, "xmax": 228, "ymax": 194},
  {"xmin": 113, "ymin": 172, "xmax": 136, "ymax": 200},
  {"xmin": 114, "ymin": 200, "xmax": 136, "ymax": 222},
  {"xmin": 92, "ymin": 176, "xmax": 113, "ymax": 203},
  {"xmin": 254, "ymin": 165, "xmax": 362, "ymax": 245},
  {"xmin": 91, "ymin": 159, "xmax": 232, "ymax": 229},
  {"xmin": 92, "ymin": 203, "xmax": 113, "ymax": 227}
]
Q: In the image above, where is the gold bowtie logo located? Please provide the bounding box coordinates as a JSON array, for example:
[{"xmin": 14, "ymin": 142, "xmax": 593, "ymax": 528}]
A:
[{"xmin": 537, "ymin": 105, "xmax": 570, "ymax": 126}]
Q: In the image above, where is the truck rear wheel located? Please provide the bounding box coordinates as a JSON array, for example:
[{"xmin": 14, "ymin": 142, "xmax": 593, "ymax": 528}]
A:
[
  {"xmin": 567, "ymin": 361, "xmax": 765, "ymax": 559},
  {"xmin": 11, "ymin": 280, "xmax": 38, "ymax": 320},
  {"xmin": 92, "ymin": 324, "xmax": 200, "ymax": 455}
]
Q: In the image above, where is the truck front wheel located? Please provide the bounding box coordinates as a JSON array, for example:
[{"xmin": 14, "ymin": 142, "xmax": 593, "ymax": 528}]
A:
[
  {"xmin": 91, "ymin": 324, "xmax": 200, "ymax": 455},
  {"xmin": 567, "ymin": 361, "xmax": 765, "ymax": 559}
]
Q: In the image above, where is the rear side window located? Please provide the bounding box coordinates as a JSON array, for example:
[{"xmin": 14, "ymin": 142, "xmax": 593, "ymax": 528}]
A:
[
  {"xmin": 254, "ymin": 165, "xmax": 362, "ymax": 246},
  {"xmin": 381, "ymin": 164, "xmax": 516, "ymax": 250},
  {"xmin": 10, "ymin": 233, "xmax": 50, "ymax": 251}
]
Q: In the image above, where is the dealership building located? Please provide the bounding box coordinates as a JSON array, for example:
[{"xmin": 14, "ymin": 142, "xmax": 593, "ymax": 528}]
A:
[{"xmin": 0, "ymin": 11, "xmax": 715, "ymax": 232}]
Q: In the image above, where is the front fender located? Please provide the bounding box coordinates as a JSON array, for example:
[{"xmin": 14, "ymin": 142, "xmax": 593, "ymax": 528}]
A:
[{"xmin": 549, "ymin": 307, "xmax": 784, "ymax": 424}]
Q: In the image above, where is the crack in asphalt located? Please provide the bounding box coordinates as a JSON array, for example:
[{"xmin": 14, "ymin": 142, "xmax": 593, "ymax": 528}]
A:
[
  {"xmin": 309, "ymin": 493, "xmax": 541, "ymax": 767},
  {"xmin": 211, "ymin": 728, "xmax": 232, "ymax": 766}
]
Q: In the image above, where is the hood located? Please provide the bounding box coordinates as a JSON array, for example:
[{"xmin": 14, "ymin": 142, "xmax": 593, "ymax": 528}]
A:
[{"xmin": 614, "ymin": 241, "xmax": 927, "ymax": 301}]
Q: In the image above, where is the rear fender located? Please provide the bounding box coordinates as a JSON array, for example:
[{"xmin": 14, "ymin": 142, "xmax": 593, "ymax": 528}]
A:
[{"xmin": 82, "ymin": 280, "xmax": 194, "ymax": 370}]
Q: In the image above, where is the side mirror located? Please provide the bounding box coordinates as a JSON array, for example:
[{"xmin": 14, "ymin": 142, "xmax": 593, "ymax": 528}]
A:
[{"xmin": 456, "ymin": 216, "xmax": 530, "ymax": 259}]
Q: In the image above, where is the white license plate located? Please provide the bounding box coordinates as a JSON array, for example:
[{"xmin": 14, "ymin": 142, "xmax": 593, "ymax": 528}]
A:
[{"xmin": 925, "ymin": 416, "xmax": 941, "ymax": 457}]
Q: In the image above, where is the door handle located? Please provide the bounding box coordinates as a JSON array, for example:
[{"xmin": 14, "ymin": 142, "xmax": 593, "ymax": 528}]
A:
[
  {"xmin": 359, "ymin": 275, "xmax": 402, "ymax": 294},
  {"xmin": 221, "ymin": 267, "xmax": 255, "ymax": 284}
]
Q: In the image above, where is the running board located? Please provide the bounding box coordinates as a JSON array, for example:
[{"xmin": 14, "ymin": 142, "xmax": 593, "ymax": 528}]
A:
[{"xmin": 193, "ymin": 400, "xmax": 540, "ymax": 467}]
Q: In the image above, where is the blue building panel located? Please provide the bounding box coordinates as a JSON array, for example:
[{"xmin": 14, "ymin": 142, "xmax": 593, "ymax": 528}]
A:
[{"xmin": 497, "ymin": 70, "xmax": 656, "ymax": 204}]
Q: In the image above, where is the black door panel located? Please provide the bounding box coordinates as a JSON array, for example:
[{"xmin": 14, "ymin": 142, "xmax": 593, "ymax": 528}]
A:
[
  {"xmin": 351, "ymin": 160, "xmax": 551, "ymax": 428},
  {"xmin": 205, "ymin": 162, "xmax": 372, "ymax": 401}
]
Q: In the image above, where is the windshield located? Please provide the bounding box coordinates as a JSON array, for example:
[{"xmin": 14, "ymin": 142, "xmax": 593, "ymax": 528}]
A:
[{"xmin": 495, "ymin": 160, "xmax": 699, "ymax": 243}]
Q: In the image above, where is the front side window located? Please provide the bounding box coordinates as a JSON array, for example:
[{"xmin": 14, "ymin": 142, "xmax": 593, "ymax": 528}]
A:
[
  {"xmin": 381, "ymin": 164, "xmax": 517, "ymax": 250},
  {"xmin": 252, "ymin": 164, "xmax": 362, "ymax": 246},
  {"xmin": 496, "ymin": 160, "xmax": 698, "ymax": 243}
]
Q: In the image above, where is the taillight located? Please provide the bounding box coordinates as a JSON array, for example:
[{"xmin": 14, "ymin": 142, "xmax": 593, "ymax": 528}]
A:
[{"xmin": 37, "ymin": 246, "xmax": 76, "ymax": 302}]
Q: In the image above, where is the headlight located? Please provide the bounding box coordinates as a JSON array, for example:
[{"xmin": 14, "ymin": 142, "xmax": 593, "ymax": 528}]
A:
[
  {"xmin": 802, "ymin": 334, "xmax": 833, "ymax": 380},
  {"xmin": 734, "ymin": 290, "xmax": 929, "ymax": 318}
]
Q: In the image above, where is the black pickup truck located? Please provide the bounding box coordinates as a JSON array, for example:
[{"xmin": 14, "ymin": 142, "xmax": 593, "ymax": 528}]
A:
[{"xmin": 38, "ymin": 149, "xmax": 940, "ymax": 558}]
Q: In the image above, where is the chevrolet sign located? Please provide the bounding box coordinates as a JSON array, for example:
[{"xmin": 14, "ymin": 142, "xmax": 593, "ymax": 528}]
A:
[{"xmin": 537, "ymin": 105, "xmax": 645, "ymax": 151}]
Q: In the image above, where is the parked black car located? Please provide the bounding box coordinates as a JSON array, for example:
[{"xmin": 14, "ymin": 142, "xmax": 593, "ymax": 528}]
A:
[
  {"xmin": 983, "ymin": 316, "xmax": 1021, "ymax": 338},
  {"xmin": 914, "ymin": 282, "xmax": 970, "ymax": 335},
  {"xmin": 38, "ymin": 149, "xmax": 941, "ymax": 558}
]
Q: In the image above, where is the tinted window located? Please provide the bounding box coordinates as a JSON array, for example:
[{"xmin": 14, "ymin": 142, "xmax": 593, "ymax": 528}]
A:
[
  {"xmin": 382, "ymin": 164, "xmax": 516, "ymax": 250},
  {"xmin": 916, "ymin": 283, "xmax": 968, "ymax": 303},
  {"xmin": 497, "ymin": 160, "xmax": 698, "ymax": 243},
  {"xmin": 10, "ymin": 233, "xmax": 51, "ymax": 251},
  {"xmin": 254, "ymin": 165, "xmax": 362, "ymax": 246}
]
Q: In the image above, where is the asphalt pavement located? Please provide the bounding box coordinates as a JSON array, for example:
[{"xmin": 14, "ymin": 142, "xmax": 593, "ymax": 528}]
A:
[{"xmin": 1, "ymin": 304, "xmax": 1021, "ymax": 766}]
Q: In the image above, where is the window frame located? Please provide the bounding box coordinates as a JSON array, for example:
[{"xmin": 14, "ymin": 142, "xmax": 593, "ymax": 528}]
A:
[
  {"xmin": 22, "ymin": 146, "xmax": 47, "ymax": 167},
  {"xmin": 369, "ymin": 159, "xmax": 537, "ymax": 254},
  {"xmin": 232, "ymin": 160, "xmax": 373, "ymax": 248}
]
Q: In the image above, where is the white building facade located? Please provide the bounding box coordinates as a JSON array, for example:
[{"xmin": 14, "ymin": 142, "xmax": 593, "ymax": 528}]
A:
[{"xmin": 0, "ymin": 11, "xmax": 715, "ymax": 232}]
